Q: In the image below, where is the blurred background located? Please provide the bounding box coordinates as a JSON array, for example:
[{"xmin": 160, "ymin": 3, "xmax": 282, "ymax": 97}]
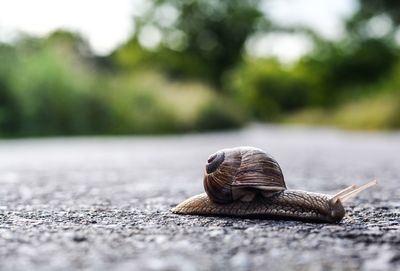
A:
[{"xmin": 1, "ymin": 0, "xmax": 400, "ymax": 137}]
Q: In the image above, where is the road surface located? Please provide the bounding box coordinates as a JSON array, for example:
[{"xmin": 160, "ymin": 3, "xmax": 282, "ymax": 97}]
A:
[{"xmin": 0, "ymin": 125, "xmax": 399, "ymax": 271}]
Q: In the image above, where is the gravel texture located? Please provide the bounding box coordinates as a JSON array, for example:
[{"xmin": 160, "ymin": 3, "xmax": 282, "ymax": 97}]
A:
[{"xmin": 0, "ymin": 125, "xmax": 399, "ymax": 271}]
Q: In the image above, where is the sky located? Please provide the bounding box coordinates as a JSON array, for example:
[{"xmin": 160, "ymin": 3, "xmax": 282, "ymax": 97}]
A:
[{"xmin": 0, "ymin": 0, "xmax": 358, "ymax": 61}]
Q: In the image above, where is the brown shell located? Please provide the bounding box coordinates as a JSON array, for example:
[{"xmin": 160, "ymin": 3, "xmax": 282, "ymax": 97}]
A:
[{"xmin": 203, "ymin": 146, "xmax": 286, "ymax": 204}]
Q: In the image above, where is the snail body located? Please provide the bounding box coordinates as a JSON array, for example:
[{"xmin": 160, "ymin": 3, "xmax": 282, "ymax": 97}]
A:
[{"xmin": 172, "ymin": 146, "xmax": 377, "ymax": 223}]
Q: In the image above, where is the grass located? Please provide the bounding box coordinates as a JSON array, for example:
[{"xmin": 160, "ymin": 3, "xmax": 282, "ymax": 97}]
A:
[{"xmin": 285, "ymin": 93, "xmax": 400, "ymax": 131}]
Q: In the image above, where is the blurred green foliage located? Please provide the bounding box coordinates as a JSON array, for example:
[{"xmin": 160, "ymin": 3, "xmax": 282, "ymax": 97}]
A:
[
  {"xmin": 0, "ymin": 31, "xmax": 245, "ymax": 136},
  {"xmin": 115, "ymin": 0, "xmax": 266, "ymax": 86},
  {"xmin": 229, "ymin": 59, "xmax": 319, "ymax": 120},
  {"xmin": 0, "ymin": 44, "xmax": 19, "ymax": 135},
  {"xmin": 1, "ymin": 0, "xmax": 400, "ymax": 137}
]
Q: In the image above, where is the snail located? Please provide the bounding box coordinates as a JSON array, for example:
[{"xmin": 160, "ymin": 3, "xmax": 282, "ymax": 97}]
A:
[{"xmin": 172, "ymin": 146, "xmax": 377, "ymax": 223}]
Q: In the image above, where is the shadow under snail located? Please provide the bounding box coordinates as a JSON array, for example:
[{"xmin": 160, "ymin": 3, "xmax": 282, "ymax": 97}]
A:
[{"xmin": 172, "ymin": 146, "xmax": 377, "ymax": 223}]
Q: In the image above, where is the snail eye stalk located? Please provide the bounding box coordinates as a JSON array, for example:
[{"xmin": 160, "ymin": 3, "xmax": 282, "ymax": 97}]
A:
[{"xmin": 331, "ymin": 180, "xmax": 378, "ymax": 204}]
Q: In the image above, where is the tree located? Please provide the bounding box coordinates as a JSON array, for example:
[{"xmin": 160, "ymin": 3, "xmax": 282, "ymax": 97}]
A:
[{"xmin": 115, "ymin": 0, "xmax": 267, "ymax": 87}]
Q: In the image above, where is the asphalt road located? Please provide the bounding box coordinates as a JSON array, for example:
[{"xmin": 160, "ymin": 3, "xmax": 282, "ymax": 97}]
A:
[{"xmin": 0, "ymin": 125, "xmax": 399, "ymax": 271}]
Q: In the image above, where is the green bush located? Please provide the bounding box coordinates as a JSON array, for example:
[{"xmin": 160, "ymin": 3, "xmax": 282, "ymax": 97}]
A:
[
  {"xmin": 105, "ymin": 73, "xmax": 245, "ymax": 133},
  {"xmin": 9, "ymin": 47, "xmax": 96, "ymax": 136},
  {"xmin": 298, "ymin": 38, "xmax": 399, "ymax": 105},
  {"xmin": 100, "ymin": 74, "xmax": 182, "ymax": 134},
  {"xmin": 0, "ymin": 44, "xmax": 20, "ymax": 135},
  {"xmin": 194, "ymin": 98, "xmax": 246, "ymax": 131},
  {"xmin": 2, "ymin": 35, "xmax": 246, "ymax": 136},
  {"xmin": 1, "ymin": 38, "xmax": 187, "ymax": 136},
  {"xmin": 229, "ymin": 58, "xmax": 317, "ymax": 121}
]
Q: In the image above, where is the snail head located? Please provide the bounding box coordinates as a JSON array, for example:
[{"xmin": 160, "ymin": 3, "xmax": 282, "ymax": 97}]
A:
[{"xmin": 327, "ymin": 180, "xmax": 378, "ymax": 222}]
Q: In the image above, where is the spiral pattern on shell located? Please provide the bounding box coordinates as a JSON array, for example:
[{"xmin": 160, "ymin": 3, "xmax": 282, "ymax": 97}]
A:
[{"xmin": 203, "ymin": 146, "xmax": 287, "ymax": 204}]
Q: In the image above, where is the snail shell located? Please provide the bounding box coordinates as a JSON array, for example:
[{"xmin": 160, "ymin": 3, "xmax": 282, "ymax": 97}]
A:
[{"xmin": 204, "ymin": 147, "xmax": 286, "ymax": 203}]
